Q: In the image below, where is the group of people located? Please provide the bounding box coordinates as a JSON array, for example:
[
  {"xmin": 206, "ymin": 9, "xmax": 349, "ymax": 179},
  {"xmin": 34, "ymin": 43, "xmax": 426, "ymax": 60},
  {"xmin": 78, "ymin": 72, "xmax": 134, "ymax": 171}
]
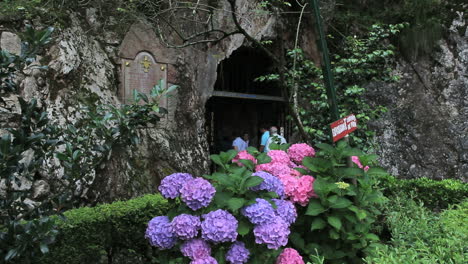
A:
[{"xmin": 232, "ymin": 125, "xmax": 287, "ymax": 153}]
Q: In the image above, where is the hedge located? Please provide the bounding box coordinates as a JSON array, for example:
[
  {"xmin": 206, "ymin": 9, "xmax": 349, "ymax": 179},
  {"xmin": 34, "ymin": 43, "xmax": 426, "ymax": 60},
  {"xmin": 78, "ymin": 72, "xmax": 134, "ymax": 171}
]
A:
[
  {"xmin": 378, "ymin": 175, "xmax": 468, "ymax": 209},
  {"xmin": 34, "ymin": 176, "xmax": 466, "ymax": 263},
  {"xmin": 38, "ymin": 194, "xmax": 173, "ymax": 264}
]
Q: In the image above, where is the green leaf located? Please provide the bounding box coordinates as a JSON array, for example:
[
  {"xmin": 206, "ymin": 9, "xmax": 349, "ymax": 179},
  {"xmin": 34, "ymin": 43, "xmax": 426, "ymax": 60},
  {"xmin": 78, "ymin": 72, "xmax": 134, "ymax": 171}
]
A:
[
  {"xmin": 305, "ymin": 200, "xmax": 325, "ymax": 216},
  {"xmin": 39, "ymin": 243, "xmax": 49, "ymax": 254},
  {"xmin": 339, "ymin": 168, "xmax": 364, "ymax": 177},
  {"xmin": 302, "ymin": 156, "xmax": 319, "ymax": 172},
  {"xmin": 356, "ymin": 209, "xmax": 367, "ymax": 220},
  {"xmin": 329, "ymin": 229, "xmax": 340, "ymax": 240},
  {"xmin": 256, "ymin": 153, "xmax": 271, "ymax": 164},
  {"xmin": 342, "ymin": 148, "xmax": 364, "ymax": 156},
  {"xmin": 313, "ymin": 178, "xmax": 334, "ymax": 197},
  {"xmin": 316, "ymin": 143, "xmax": 335, "ymax": 153},
  {"xmin": 289, "ymin": 232, "xmax": 305, "ymax": 250},
  {"xmin": 223, "ymin": 150, "xmax": 238, "ymax": 163},
  {"xmin": 293, "ymin": 167, "xmax": 309, "ymax": 175},
  {"xmin": 213, "ymin": 191, "xmax": 232, "ymax": 207},
  {"xmin": 365, "ymin": 233, "xmax": 380, "ymax": 241},
  {"xmin": 227, "ymin": 198, "xmax": 246, "ymax": 212},
  {"xmin": 5, "ymin": 248, "xmax": 18, "ymax": 261},
  {"xmin": 55, "ymin": 152, "xmax": 69, "ymax": 161},
  {"xmin": 327, "ymin": 216, "xmax": 342, "ymax": 230},
  {"xmin": 244, "ymin": 176, "xmax": 264, "ymax": 188},
  {"xmin": 237, "ymin": 159, "xmax": 254, "ymax": 170},
  {"xmin": 328, "ymin": 196, "xmax": 353, "ymax": 209},
  {"xmin": 210, "ymin": 154, "xmax": 224, "ymax": 167},
  {"xmin": 247, "ymin": 146, "xmax": 258, "ymax": 155},
  {"xmin": 311, "ymin": 218, "xmax": 327, "ymax": 231},
  {"xmin": 237, "ymin": 220, "xmax": 251, "ymax": 236}
]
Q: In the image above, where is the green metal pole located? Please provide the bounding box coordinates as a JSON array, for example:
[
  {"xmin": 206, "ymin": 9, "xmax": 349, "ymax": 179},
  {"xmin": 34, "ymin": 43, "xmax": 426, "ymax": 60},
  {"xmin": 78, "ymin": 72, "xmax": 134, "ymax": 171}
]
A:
[{"xmin": 309, "ymin": 0, "xmax": 340, "ymax": 123}]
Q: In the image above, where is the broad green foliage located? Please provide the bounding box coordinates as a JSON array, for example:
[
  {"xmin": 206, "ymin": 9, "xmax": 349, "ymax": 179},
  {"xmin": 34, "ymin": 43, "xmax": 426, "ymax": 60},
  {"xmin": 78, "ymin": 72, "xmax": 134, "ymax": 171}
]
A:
[
  {"xmin": 292, "ymin": 142, "xmax": 387, "ymax": 262},
  {"xmin": 378, "ymin": 174, "xmax": 468, "ymax": 210},
  {"xmin": 37, "ymin": 194, "xmax": 173, "ymax": 264},
  {"xmin": 257, "ymin": 24, "xmax": 405, "ymax": 150},
  {"xmin": 364, "ymin": 197, "xmax": 467, "ymax": 263},
  {"xmin": 333, "ymin": 0, "xmax": 466, "ymax": 59},
  {"xmin": 0, "ymin": 26, "xmax": 175, "ymax": 263},
  {"xmin": 0, "ymin": 26, "xmax": 59, "ymax": 263},
  {"xmin": 0, "ymin": 0, "xmax": 162, "ymax": 32},
  {"xmin": 0, "ymin": 25, "xmax": 53, "ymax": 93},
  {"xmin": 154, "ymin": 148, "xmax": 286, "ymax": 263}
]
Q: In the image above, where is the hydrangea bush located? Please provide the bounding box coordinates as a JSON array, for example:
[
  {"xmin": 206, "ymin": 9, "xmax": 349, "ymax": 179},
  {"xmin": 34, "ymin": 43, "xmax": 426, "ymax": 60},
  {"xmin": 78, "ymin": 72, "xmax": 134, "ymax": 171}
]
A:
[{"xmin": 146, "ymin": 142, "xmax": 387, "ymax": 263}]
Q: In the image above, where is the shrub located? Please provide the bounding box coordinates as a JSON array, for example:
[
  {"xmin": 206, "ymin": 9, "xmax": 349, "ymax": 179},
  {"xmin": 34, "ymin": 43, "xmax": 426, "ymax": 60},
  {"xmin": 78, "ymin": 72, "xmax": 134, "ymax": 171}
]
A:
[
  {"xmin": 37, "ymin": 194, "xmax": 173, "ymax": 264},
  {"xmin": 291, "ymin": 142, "xmax": 387, "ymax": 262},
  {"xmin": 144, "ymin": 147, "xmax": 309, "ymax": 263},
  {"xmin": 378, "ymin": 174, "xmax": 468, "ymax": 209},
  {"xmin": 365, "ymin": 197, "xmax": 467, "ymax": 263}
]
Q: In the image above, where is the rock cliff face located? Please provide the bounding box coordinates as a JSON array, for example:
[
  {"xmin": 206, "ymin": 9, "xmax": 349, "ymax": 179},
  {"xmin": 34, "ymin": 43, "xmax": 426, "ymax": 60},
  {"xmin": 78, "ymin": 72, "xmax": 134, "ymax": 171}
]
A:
[
  {"xmin": 1, "ymin": 1, "xmax": 465, "ymax": 206},
  {"xmin": 369, "ymin": 13, "xmax": 467, "ymax": 181},
  {"xmin": 0, "ymin": 0, "xmax": 320, "ymax": 203}
]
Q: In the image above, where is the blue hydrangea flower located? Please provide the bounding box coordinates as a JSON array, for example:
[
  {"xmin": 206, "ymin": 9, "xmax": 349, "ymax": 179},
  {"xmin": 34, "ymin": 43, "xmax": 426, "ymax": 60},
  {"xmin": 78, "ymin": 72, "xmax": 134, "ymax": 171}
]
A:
[
  {"xmin": 273, "ymin": 199, "xmax": 297, "ymax": 225},
  {"xmin": 171, "ymin": 214, "xmax": 201, "ymax": 240},
  {"xmin": 253, "ymin": 216, "xmax": 290, "ymax": 249},
  {"xmin": 190, "ymin": 256, "xmax": 218, "ymax": 264},
  {"xmin": 201, "ymin": 209, "xmax": 238, "ymax": 243},
  {"xmin": 159, "ymin": 173, "xmax": 194, "ymax": 199},
  {"xmin": 145, "ymin": 216, "xmax": 176, "ymax": 249},
  {"xmin": 226, "ymin": 241, "xmax": 250, "ymax": 264},
  {"xmin": 250, "ymin": 171, "xmax": 285, "ymax": 198},
  {"xmin": 241, "ymin": 198, "xmax": 276, "ymax": 225},
  {"xmin": 181, "ymin": 178, "xmax": 216, "ymax": 211},
  {"xmin": 181, "ymin": 238, "xmax": 211, "ymax": 260}
]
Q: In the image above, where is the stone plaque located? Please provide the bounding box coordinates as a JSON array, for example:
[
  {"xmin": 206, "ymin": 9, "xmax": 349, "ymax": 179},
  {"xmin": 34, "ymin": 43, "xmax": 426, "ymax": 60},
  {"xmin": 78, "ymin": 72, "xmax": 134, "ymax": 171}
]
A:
[{"xmin": 121, "ymin": 51, "xmax": 168, "ymax": 105}]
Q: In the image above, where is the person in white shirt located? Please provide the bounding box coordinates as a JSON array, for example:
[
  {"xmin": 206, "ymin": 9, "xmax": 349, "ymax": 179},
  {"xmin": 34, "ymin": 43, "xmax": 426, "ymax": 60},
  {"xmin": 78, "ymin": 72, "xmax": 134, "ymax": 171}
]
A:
[
  {"xmin": 265, "ymin": 126, "xmax": 286, "ymax": 152},
  {"xmin": 232, "ymin": 132, "xmax": 249, "ymax": 151}
]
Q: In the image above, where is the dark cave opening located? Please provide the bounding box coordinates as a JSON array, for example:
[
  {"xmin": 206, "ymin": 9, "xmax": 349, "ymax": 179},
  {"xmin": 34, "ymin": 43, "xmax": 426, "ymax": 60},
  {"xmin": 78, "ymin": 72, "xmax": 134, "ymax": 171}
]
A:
[{"xmin": 206, "ymin": 47, "xmax": 291, "ymax": 154}]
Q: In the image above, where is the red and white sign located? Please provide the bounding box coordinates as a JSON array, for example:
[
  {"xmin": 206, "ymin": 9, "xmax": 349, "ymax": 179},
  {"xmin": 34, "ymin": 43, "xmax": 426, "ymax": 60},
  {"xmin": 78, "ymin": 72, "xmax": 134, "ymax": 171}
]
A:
[{"xmin": 330, "ymin": 114, "xmax": 358, "ymax": 142}]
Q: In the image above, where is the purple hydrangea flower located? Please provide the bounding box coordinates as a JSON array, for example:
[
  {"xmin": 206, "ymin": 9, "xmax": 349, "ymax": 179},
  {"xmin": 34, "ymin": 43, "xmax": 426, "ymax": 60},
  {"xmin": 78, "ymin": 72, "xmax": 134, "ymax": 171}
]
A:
[
  {"xmin": 159, "ymin": 173, "xmax": 194, "ymax": 199},
  {"xmin": 181, "ymin": 239, "xmax": 211, "ymax": 260},
  {"xmin": 273, "ymin": 199, "xmax": 297, "ymax": 225},
  {"xmin": 171, "ymin": 214, "xmax": 201, "ymax": 240},
  {"xmin": 181, "ymin": 178, "xmax": 216, "ymax": 211},
  {"xmin": 253, "ymin": 216, "xmax": 290, "ymax": 249},
  {"xmin": 226, "ymin": 241, "xmax": 250, "ymax": 264},
  {"xmin": 250, "ymin": 171, "xmax": 285, "ymax": 198},
  {"xmin": 201, "ymin": 209, "xmax": 238, "ymax": 243},
  {"xmin": 190, "ymin": 256, "xmax": 218, "ymax": 264},
  {"xmin": 145, "ymin": 216, "xmax": 176, "ymax": 249},
  {"xmin": 241, "ymin": 198, "xmax": 276, "ymax": 225}
]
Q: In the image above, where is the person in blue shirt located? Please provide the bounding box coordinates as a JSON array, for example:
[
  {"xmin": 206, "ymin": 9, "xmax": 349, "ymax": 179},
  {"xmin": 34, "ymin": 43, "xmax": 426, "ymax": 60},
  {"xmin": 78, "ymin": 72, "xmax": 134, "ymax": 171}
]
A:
[
  {"xmin": 259, "ymin": 125, "xmax": 270, "ymax": 152},
  {"xmin": 233, "ymin": 131, "xmax": 249, "ymax": 151}
]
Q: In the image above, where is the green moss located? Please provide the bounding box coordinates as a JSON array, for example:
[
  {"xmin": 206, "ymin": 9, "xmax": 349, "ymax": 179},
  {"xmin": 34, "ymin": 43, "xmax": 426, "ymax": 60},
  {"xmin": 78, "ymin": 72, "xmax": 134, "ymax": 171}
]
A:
[{"xmin": 37, "ymin": 194, "xmax": 173, "ymax": 264}]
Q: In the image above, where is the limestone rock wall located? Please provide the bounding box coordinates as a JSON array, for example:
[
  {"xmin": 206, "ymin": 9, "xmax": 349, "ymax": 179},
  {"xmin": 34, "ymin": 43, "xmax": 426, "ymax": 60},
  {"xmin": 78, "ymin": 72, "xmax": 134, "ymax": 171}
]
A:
[
  {"xmin": 1, "ymin": 0, "xmax": 318, "ymax": 203},
  {"xmin": 368, "ymin": 13, "xmax": 468, "ymax": 181}
]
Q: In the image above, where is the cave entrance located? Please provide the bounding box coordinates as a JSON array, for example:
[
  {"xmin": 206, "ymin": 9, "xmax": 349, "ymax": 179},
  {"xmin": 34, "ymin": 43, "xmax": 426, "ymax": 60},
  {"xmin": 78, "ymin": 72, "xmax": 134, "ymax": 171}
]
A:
[{"xmin": 206, "ymin": 47, "xmax": 290, "ymax": 154}]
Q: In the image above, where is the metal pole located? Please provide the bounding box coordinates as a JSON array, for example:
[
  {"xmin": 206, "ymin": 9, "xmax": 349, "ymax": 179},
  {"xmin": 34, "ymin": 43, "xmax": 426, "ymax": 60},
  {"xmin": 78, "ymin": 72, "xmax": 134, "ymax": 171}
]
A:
[{"xmin": 309, "ymin": 0, "xmax": 340, "ymax": 123}]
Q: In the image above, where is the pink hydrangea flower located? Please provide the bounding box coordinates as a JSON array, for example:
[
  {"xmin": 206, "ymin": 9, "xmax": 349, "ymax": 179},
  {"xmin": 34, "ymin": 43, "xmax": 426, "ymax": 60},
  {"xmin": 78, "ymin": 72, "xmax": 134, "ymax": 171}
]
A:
[
  {"xmin": 233, "ymin": 150, "xmax": 257, "ymax": 166},
  {"xmin": 256, "ymin": 163, "xmax": 291, "ymax": 177},
  {"xmin": 276, "ymin": 248, "xmax": 305, "ymax": 264},
  {"xmin": 267, "ymin": 150, "xmax": 291, "ymax": 163},
  {"xmin": 280, "ymin": 175, "xmax": 317, "ymax": 206},
  {"xmin": 288, "ymin": 143, "xmax": 315, "ymax": 164},
  {"xmin": 351, "ymin": 156, "xmax": 370, "ymax": 172}
]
